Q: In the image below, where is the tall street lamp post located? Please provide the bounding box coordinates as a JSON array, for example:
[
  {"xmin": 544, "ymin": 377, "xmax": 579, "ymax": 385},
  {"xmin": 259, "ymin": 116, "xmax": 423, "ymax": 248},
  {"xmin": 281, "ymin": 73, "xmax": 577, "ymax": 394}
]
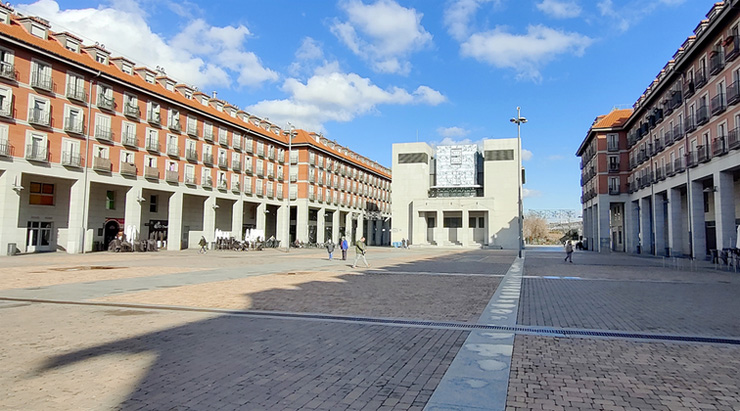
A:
[
  {"xmin": 510, "ymin": 107, "xmax": 527, "ymax": 258},
  {"xmin": 285, "ymin": 122, "xmax": 295, "ymax": 252}
]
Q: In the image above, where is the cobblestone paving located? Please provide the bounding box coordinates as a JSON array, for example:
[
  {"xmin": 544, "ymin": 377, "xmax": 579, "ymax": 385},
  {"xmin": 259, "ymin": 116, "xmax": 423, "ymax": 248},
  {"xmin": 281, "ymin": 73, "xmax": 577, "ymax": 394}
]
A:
[
  {"xmin": 506, "ymin": 335, "xmax": 740, "ymax": 411},
  {"xmin": 518, "ymin": 278, "xmax": 740, "ymax": 337}
]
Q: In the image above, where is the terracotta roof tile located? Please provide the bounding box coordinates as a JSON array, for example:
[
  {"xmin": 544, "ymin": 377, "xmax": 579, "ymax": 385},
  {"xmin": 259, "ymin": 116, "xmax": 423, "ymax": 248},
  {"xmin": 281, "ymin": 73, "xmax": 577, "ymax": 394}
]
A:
[{"xmin": 592, "ymin": 109, "xmax": 633, "ymax": 129}]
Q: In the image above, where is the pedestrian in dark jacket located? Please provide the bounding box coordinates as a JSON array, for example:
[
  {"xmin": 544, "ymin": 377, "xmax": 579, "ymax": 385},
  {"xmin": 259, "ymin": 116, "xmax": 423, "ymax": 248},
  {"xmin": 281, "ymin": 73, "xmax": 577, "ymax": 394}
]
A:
[
  {"xmin": 326, "ymin": 241, "xmax": 335, "ymax": 260},
  {"xmin": 340, "ymin": 237, "xmax": 349, "ymax": 260},
  {"xmin": 198, "ymin": 236, "xmax": 208, "ymax": 254}
]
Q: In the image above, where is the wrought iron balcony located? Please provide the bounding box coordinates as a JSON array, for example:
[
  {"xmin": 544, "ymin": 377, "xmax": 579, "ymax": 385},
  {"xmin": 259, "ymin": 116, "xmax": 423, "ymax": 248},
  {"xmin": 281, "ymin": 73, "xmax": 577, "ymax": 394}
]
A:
[
  {"xmin": 187, "ymin": 125, "xmax": 199, "ymax": 138},
  {"xmin": 219, "ymin": 134, "xmax": 229, "ymax": 146},
  {"xmin": 710, "ymin": 93, "xmax": 726, "ymax": 115},
  {"xmin": 0, "ymin": 61, "xmax": 15, "ymax": 81},
  {"xmin": 97, "ymin": 94, "xmax": 115, "ymax": 111},
  {"xmin": 93, "ymin": 157, "xmax": 112, "ymax": 172},
  {"xmin": 169, "ymin": 120, "xmax": 181, "ymax": 133},
  {"xmin": 712, "ymin": 136, "xmax": 728, "ymax": 156},
  {"xmin": 0, "ymin": 100, "xmax": 10, "ymax": 118},
  {"xmin": 218, "ymin": 157, "xmax": 229, "ymax": 169},
  {"xmin": 202, "ymin": 176, "xmax": 213, "ymax": 188},
  {"xmin": 653, "ymin": 138, "xmax": 664, "ymax": 153},
  {"xmin": 709, "ymin": 51, "xmax": 725, "ymax": 75},
  {"xmin": 725, "ymin": 35, "xmax": 740, "ymax": 62},
  {"xmin": 185, "ymin": 148, "xmax": 198, "ymax": 162},
  {"xmin": 28, "ymin": 108, "xmax": 50, "ymax": 127},
  {"xmin": 231, "ymin": 182, "xmax": 240, "ymax": 192},
  {"xmin": 244, "ymin": 140, "xmax": 253, "ymax": 153},
  {"xmin": 232, "ymin": 161, "xmax": 241, "ymax": 173},
  {"xmin": 66, "ymin": 86, "xmax": 86, "ymax": 102},
  {"xmin": 203, "ymin": 153, "xmax": 214, "ymax": 165},
  {"xmin": 695, "ymin": 67, "xmax": 707, "ymax": 89},
  {"xmin": 95, "ymin": 125, "xmax": 113, "ymax": 142},
  {"xmin": 244, "ymin": 181, "xmax": 251, "ymax": 194},
  {"xmin": 697, "ymin": 145, "xmax": 711, "ymax": 163},
  {"xmin": 665, "ymin": 162, "xmax": 675, "ymax": 177},
  {"xmin": 203, "ymin": 130, "xmax": 214, "ymax": 142},
  {"xmin": 607, "ymin": 142, "xmax": 619, "ymax": 152},
  {"xmin": 684, "ymin": 115, "xmax": 696, "ymax": 134},
  {"xmin": 674, "ymin": 157, "xmax": 686, "ymax": 173},
  {"xmin": 244, "ymin": 162, "xmax": 253, "ymax": 174},
  {"xmin": 64, "ymin": 117, "xmax": 84, "ymax": 135},
  {"xmin": 122, "ymin": 131, "xmax": 138, "ymax": 147},
  {"xmin": 145, "ymin": 137, "xmax": 160, "ymax": 152},
  {"xmin": 124, "ymin": 104, "xmax": 140, "ymax": 118},
  {"xmin": 608, "ymin": 163, "xmax": 620, "ymax": 173},
  {"xmin": 166, "ymin": 145, "xmax": 180, "ymax": 158},
  {"xmin": 0, "ymin": 141, "xmax": 10, "ymax": 157},
  {"xmin": 217, "ymin": 180, "xmax": 228, "ymax": 190},
  {"xmin": 25, "ymin": 145, "xmax": 48, "ymax": 162},
  {"xmin": 61, "ymin": 151, "xmax": 82, "ymax": 167},
  {"xmin": 30, "ymin": 72, "xmax": 52, "ymax": 91},
  {"xmin": 184, "ymin": 174, "xmax": 197, "ymax": 185},
  {"xmin": 696, "ymin": 105, "xmax": 709, "ymax": 126},
  {"xmin": 673, "ymin": 124, "xmax": 684, "ymax": 141},
  {"xmin": 147, "ymin": 110, "xmax": 161, "ymax": 125},
  {"xmin": 729, "ymin": 127, "xmax": 740, "ymax": 150},
  {"xmin": 686, "ymin": 151, "xmax": 699, "ymax": 168},
  {"xmin": 683, "ymin": 80, "xmax": 695, "ymax": 99},
  {"xmin": 120, "ymin": 162, "xmax": 137, "ymax": 176}
]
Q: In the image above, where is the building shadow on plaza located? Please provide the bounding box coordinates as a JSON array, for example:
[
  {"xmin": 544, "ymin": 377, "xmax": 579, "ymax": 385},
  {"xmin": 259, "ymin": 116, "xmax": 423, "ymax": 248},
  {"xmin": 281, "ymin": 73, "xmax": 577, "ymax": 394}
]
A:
[{"xmin": 33, "ymin": 249, "xmax": 516, "ymax": 409}]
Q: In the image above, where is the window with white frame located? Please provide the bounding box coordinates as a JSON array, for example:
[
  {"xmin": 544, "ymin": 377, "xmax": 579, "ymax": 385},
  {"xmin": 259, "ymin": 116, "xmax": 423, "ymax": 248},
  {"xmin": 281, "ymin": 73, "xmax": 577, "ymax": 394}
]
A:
[
  {"xmin": 204, "ymin": 122, "xmax": 213, "ymax": 139},
  {"xmin": 218, "ymin": 127, "xmax": 228, "ymax": 143},
  {"xmin": 121, "ymin": 150, "xmax": 135, "ymax": 164},
  {"xmin": 232, "ymin": 152, "xmax": 240, "ymax": 169},
  {"xmin": 30, "ymin": 60, "xmax": 52, "ymax": 90},
  {"xmin": 96, "ymin": 83, "xmax": 114, "ymax": 109},
  {"xmin": 64, "ymin": 105, "xmax": 84, "ymax": 134},
  {"xmin": 145, "ymin": 73, "xmax": 155, "ymax": 84},
  {"xmin": 28, "ymin": 95, "xmax": 50, "ymax": 125},
  {"xmin": 95, "ymin": 113, "xmax": 112, "ymax": 140},
  {"xmin": 145, "ymin": 155, "xmax": 157, "ymax": 169},
  {"xmin": 146, "ymin": 128, "xmax": 159, "ymax": 150},
  {"xmin": 0, "ymin": 124, "xmax": 8, "ymax": 155},
  {"xmin": 201, "ymin": 167, "xmax": 212, "ymax": 185},
  {"xmin": 0, "ymin": 86, "xmax": 12, "ymax": 116},
  {"xmin": 218, "ymin": 171, "xmax": 227, "ymax": 188},
  {"xmin": 95, "ymin": 53, "xmax": 107, "ymax": 65},
  {"xmin": 147, "ymin": 101, "xmax": 161, "ymax": 123},
  {"xmin": 231, "ymin": 173, "xmax": 239, "ymax": 189},
  {"xmin": 65, "ymin": 72, "xmax": 85, "ymax": 101},
  {"xmin": 61, "ymin": 138, "xmax": 80, "ymax": 166},
  {"xmin": 168, "ymin": 108, "xmax": 180, "ymax": 130},
  {"xmin": 121, "ymin": 63, "xmax": 133, "ymax": 75},
  {"xmin": 256, "ymin": 158, "xmax": 264, "ymax": 175},
  {"xmin": 290, "ymin": 150, "xmax": 298, "ymax": 163},
  {"xmin": 186, "ymin": 116, "xmax": 197, "ymax": 134},
  {"xmin": 184, "ymin": 164, "xmax": 196, "ymax": 183},
  {"xmin": 26, "ymin": 130, "xmax": 47, "ymax": 159},
  {"xmin": 121, "ymin": 121, "xmax": 136, "ymax": 144},
  {"xmin": 0, "ymin": 47, "xmax": 14, "ymax": 79}
]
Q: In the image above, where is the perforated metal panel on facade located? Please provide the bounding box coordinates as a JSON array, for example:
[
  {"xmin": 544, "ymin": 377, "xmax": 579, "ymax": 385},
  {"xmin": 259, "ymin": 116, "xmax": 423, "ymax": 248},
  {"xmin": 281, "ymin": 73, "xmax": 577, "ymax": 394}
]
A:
[
  {"xmin": 484, "ymin": 149, "xmax": 514, "ymax": 161},
  {"xmin": 435, "ymin": 145, "xmax": 478, "ymax": 187},
  {"xmin": 398, "ymin": 153, "xmax": 428, "ymax": 164}
]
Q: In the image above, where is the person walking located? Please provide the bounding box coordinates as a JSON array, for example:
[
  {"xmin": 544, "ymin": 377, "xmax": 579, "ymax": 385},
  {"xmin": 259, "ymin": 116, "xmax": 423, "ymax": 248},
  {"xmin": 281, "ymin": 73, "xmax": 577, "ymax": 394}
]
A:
[
  {"xmin": 564, "ymin": 240, "xmax": 574, "ymax": 263},
  {"xmin": 352, "ymin": 236, "xmax": 370, "ymax": 268},
  {"xmin": 326, "ymin": 241, "xmax": 335, "ymax": 261},
  {"xmin": 198, "ymin": 236, "xmax": 208, "ymax": 254},
  {"xmin": 340, "ymin": 236, "xmax": 349, "ymax": 260}
]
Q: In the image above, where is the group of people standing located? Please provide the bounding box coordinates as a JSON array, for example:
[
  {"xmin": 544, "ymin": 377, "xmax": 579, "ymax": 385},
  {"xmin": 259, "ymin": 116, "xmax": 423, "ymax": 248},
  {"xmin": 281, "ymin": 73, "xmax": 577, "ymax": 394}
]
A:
[{"xmin": 325, "ymin": 236, "xmax": 370, "ymax": 268}]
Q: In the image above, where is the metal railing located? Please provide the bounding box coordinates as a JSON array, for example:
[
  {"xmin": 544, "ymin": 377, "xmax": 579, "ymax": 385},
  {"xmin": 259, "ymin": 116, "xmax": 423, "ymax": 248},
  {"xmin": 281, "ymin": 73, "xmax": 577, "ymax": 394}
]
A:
[
  {"xmin": 30, "ymin": 71, "xmax": 52, "ymax": 91},
  {"xmin": 65, "ymin": 86, "xmax": 86, "ymax": 102},
  {"xmin": 166, "ymin": 145, "xmax": 180, "ymax": 157},
  {"xmin": 25, "ymin": 145, "xmax": 48, "ymax": 161},
  {"xmin": 203, "ymin": 153, "xmax": 214, "ymax": 165},
  {"xmin": 147, "ymin": 110, "xmax": 161, "ymax": 125},
  {"xmin": 124, "ymin": 104, "xmax": 140, "ymax": 118},
  {"xmin": 28, "ymin": 108, "xmax": 50, "ymax": 126},
  {"xmin": 122, "ymin": 132, "xmax": 138, "ymax": 147},
  {"xmin": 145, "ymin": 137, "xmax": 160, "ymax": 152},
  {"xmin": 61, "ymin": 151, "xmax": 82, "ymax": 167},
  {"xmin": 64, "ymin": 117, "xmax": 84, "ymax": 134},
  {"xmin": 187, "ymin": 125, "xmax": 199, "ymax": 138},
  {"xmin": 0, "ymin": 61, "xmax": 15, "ymax": 80},
  {"xmin": 97, "ymin": 93, "xmax": 115, "ymax": 111},
  {"xmin": 95, "ymin": 125, "xmax": 113, "ymax": 142},
  {"xmin": 185, "ymin": 148, "xmax": 198, "ymax": 162}
]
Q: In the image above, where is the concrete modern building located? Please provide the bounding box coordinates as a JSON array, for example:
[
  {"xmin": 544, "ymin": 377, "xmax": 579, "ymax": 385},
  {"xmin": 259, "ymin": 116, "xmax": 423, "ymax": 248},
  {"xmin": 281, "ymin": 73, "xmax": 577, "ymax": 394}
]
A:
[
  {"xmin": 577, "ymin": 1, "xmax": 740, "ymax": 258},
  {"xmin": 0, "ymin": 6, "xmax": 391, "ymax": 254},
  {"xmin": 391, "ymin": 139, "xmax": 520, "ymax": 248}
]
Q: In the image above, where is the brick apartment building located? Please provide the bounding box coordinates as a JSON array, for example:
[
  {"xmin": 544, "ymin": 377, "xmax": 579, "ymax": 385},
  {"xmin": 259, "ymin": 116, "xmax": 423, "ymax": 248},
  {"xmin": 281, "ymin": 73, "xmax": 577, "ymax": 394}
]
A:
[
  {"xmin": 0, "ymin": 5, "xmax": 391, "ymax": 254},
  {"xmin": 578, "ymin": 1, "xmax": 740, "ymax": 258}
]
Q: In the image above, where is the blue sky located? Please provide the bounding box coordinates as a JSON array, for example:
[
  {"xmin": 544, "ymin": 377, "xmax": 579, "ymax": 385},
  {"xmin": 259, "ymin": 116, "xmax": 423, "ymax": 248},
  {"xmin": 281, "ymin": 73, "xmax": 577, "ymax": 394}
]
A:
[{"xmin": 17, "ymin": 0, "xmax": 718, "ymax": 214}]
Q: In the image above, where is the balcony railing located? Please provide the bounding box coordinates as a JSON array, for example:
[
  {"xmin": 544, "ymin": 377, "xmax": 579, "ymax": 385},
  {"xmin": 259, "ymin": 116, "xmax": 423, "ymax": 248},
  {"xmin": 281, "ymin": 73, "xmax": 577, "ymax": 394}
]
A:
[
  {"xmin": 673, "ymin": 124, "xmax": 683, "ymax": 141},
  {"xmin": 231, "ymin": 182, "xmax": 240, "ymax": 192},
  {"xmin": 61, "ymin": 151, "xmax": 82, "ymax": 167},
  {"xmin": 711, "ymin": 93, "xmax": 726, "ymax": 115},
  {"xmin": 244, "ymin": 181, "xmax": 251, "ymax": 194},
  {"xmin": 147, "ymin": 110, "xmax": 161, "ymax": 125},
  {"xmin": 712, "ymin": 136, "xmax": 728, "ymax": 156},
  {"xmin": 184, "ymin": 174, "xmax": 197, "ymax": 185},
  {"xmin": 28, "ymin": 108, "xmax": 51, "ymax": 127},
  {"xmin": 145, "ymin": 137, "xmax": 160, "ymax": 152},
  {"xmin": 664, "ymin": 130, "xmax": 674, "ymax": 147},
  {"xmin": 187, "ymin": 125, "xmax": 199, "ymax": 138},
  {"xmin": 709, "ymin": 51, "xmax": 725, "ymax": 75},
  {"xmin": 166, "ymin": 145, "xmax": 180, "ymax": 158},
  {"xmin": 202, "ymin": 176, "xmax": 213, "ymax": 188},
  {"xmin": 30, "ymin": 71, "xmax": 52, "ymax": 91},
  {"xmin": 95, "ymin": 125, "xmax": 113, "ymax": 142},
  {"xmin": 217, "ymin": 180, "xmax": 228, "ymax": 190},
  {"xmin": 120, "ymin": 162, "xmax": 137, "ymax": 176},
  {"xmin": 244, "ymin": 140, "xmax": 253, "ymax": 153},
  {"xmin": 683, "ymin": 80, "xmax": 695, "ymax": 99},
  {"xmin": 728, "ymin": 81, "xmax": 740, "ymax": 106},
  {"xmin": 244, "ymin": 162, "xmax": 253, "ymax": 174},
  {"xmin": 0, "ymin": 61, "xmax": 15, "ymax": 80},
  {"xmin": 203, "ymin": 130, "xmax": 214, "ymax": 142},
  {"xmin": 655, "ymin": 166, "xmax": 665, "ymax": 181},
  {"xmin": 607, "ymin": 142, "xmax": 619, "ymax": 152},
  {"xmin": 653, "ymin": 138, "xmax": 664, "ymax": 153},
  {"xmin": 25, "ymin": 144, "xmax": 48, "ymax": 162},
  {"xmin": 725, "ymin": 35, "xmax": 740, "ymax": 62},
  {"xmin": 233, "ymin": 138, "xmax": 241, "ymax": 151},
  {"xmin": 0, "ymin": 141, "xmax": 10, "ymax": 157},
  {"xmin": 218, "ymin": 157, "xmax": 229, "ymax": 169},
  {"xmin": 122, "ymin": 131, "xmax": 138, "ymax": 147},
  {"xmin": 97, "ymin": 94, "xmax": 115, "ymax": 111},
  {"xmin": 169, "ymin": 120, "xmax": 181, "ymax": 133},
  {"xmin": 93, "ymin": 157, "xmax": 112, "ymax": 172},
  {"xmin": 185, "ymin": 148, "xmax": 198, "ymax": 162},
  {"xmin": 698, "ymin": 145, "xmax": 711, "ymax": 163},
  {"xmin": 165, "ymin": 170, "xmax": 179, "ymax": 183},
  {"xmin": 232, "ymin": 161, "xmax": 241, "ymax": 172},
  {"xmin": 686, "ymin": 151, "xmax": 699, "ymax": 168},
  {"xmin": 684, "ymin": 115, "xmax": 696, "ymax": 134},
  {"xmin": 696, "ymin": 67, "xmax": 707, "ymax": 89},
  {"xmin": 124, "ymin": 104, "xmax": 140, "ymax": 118},
  {"xmin": 665, "ymin": 162, "xmax": 675, "ymax": 177},
  {"xmin": 674, "ymin": 157, "xmax": 686, "ymax": 173},
  {"xmin": 696, "ymin": 105, "xmax": 709, "ymax": 126},
  {"xmin": 65, "ymin": 86, "xmax": 86, "ymax": 102},
  {"xmin": 203, "ymin": 153, "xmax": 214, "ymax": 165},
  {"xmin": 144, "ymin": 166, "xmax": 159, "ymax": 179},
  {"xmin": 64, "ymin": 118, "xmax": 84, "ymax": 135},
  {"xmin": 608, "ymin": 163, "xmax": 620, "ymax": 173},
  {"xmin": 729, "ymin": 127, "xmax": 740, "ymax": 150},
  {"xmin": 219, "ymin": 134, "xmax": 229, "ymax": 146},
  {"xmin": 0, "ymin": 100, "xmax": 10, "ymax": 117}
]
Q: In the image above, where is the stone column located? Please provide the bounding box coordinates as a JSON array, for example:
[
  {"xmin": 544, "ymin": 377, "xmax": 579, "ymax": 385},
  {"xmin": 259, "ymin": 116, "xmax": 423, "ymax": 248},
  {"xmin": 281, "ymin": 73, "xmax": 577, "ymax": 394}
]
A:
[
  {"xmin": 624, "ymin": 200, "xmax": 640, "ymax": 254},
  {"xmin": 167, "ymin": 191, "xmax": 183, "ymax": 251},
  {"xmin": 317, "ymin": 207, "xmax": 325, "ymax": 243},
  {"xmin": 356, "ymin": 212, "xmax": 364, "ymax": 243},
  {"xmin": 653, "ymin": 194, "xmax": 667, "ymax": 256},
  {"xmin": 66, "ymin": 178, "xmax": 87, "ymax": 254},
  {"xmin": 204, "ymin": 196, "xmax": 217, "ymax": 243},
  {"xmin": 296, "ymin": 201, "xmax": 309, "ymax": 242},
  {"xmin": 714, "ymin": 171, "xmax": 735, "ymax": 250},
  {"xmin": 461, "ymin": 208, "xmax": 470, "ymax": 247},
  {"xmin": 374, "ymin": 219, "xmax": 382, "ymax": 246},
  {"xmin": 256, "ymin": 202, "xmax": 267, "ymax": 234},
  {"xmin": 666, "ymin": 187, "xmax": 684, "ymax": 257},
  {"xmin": 639, "ymin": 197, "xmax": 653, "ymax": 255},
  {"xmin": 689, "ymin": 180, "xmax": 706, "ymax": 259},
  {"xmin": 597, "ymin": 202, "xmax": 611, "ymax": 253},
  {"xmin": 277, "ymin": 204, "xmax": 289, "ymax": 248},
  {"xmin": 434, "ymin": 210, "xmax": 444, "ymax": 246},
  {"xmin": 332, "ymin": 209, "xmax": 341, "ymax": 244},
  {"xmin": 0, "ymin": 170, "xmax": 23, "ymax": 254},
  {"xmin": 232, "ymin": 199, "xmax": 244, "ymax": 241},
  {"xmin": 344, "ymin": 211, "xmax": 353, "ymax": 242},
  {"xmin": 124, "ymin": 186, "xmax": 143, "ymax": 242}
]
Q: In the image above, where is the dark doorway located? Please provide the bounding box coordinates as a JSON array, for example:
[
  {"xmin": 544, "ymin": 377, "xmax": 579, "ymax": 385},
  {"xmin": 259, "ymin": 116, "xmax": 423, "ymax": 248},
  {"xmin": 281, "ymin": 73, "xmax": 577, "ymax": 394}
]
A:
[{"xmin": 104, "ymin": 220, "xmax": 120, "ymax": 249}]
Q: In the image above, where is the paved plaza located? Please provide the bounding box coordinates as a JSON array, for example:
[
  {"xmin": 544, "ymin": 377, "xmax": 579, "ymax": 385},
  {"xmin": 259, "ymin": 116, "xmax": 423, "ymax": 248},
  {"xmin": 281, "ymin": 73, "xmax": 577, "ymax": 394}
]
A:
[{"xmin": 1, "ymin": 246, "xmax": 739, "ymax": 410}]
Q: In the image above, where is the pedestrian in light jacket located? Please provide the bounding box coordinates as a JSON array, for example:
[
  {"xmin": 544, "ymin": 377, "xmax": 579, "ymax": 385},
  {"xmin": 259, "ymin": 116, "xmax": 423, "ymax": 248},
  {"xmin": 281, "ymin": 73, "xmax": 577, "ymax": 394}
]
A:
[{"xmin": 352, "ymin": 236, "xmax": 370, "ymax": 268}]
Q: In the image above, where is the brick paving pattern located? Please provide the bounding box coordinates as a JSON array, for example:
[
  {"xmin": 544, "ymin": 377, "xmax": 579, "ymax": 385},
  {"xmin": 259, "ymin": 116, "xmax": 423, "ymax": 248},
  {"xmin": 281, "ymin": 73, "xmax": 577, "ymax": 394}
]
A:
[{"xmin": 506, "ymin": 335, "xmax": 740, "ymax": 411}]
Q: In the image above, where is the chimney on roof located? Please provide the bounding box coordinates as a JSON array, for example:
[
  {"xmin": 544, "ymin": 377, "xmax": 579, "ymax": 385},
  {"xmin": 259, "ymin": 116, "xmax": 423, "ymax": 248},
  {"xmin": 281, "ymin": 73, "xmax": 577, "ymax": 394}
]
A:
[{"xmin": 212, "ymin": 91, "xmax": 217, "ymax": 99}]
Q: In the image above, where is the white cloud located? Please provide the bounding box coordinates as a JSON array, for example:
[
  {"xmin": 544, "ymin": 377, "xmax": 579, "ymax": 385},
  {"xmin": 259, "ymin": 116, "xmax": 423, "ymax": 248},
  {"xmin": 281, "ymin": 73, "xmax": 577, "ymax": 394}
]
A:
[
  {"xmin": 17, "ymin": 0, "xmax": 278, "ymax": 89},
  {"xmin": 331, "ymin": 0, "xmax": 432, "ymax": 75},
  {"xmin": 536, "ymin": 0, "xmax": 582, "ymax": 19},
  {"xmin": 437, "ymin": 127, "xmax": 471, "ymax": 139},
  {"xmin": 523, "ymin": 188, "xmax": 542, "ymax": 198},
  {"xmin": 443, "ymin": 0, "xmax": 499, "ymax": 41},
  {"xmin": 460, "ymin": 25, "xmax": 593, "ymax": 81},
  {"xmin": 247, "ymin": 63, "xmax": 446, "ymax": 132},
  {"xmin": 597, "ymin": 0, "xmax": 686, "ymax": 32},
  {"xmin": 522, "ymin": 149, "xmax": 533, "ymax": 161}
]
